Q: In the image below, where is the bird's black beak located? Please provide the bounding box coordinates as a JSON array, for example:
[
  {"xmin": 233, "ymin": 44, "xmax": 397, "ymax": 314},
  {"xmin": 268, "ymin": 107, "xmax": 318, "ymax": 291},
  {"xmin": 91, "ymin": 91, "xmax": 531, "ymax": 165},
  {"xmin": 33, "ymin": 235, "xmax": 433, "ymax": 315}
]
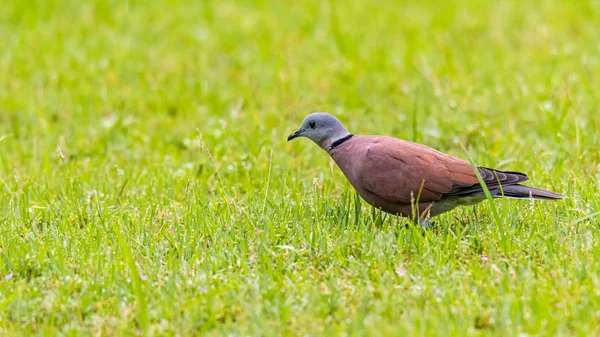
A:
[{"xmin": 287, "ymin": 130, "xmax": 302, "ymax": 141}]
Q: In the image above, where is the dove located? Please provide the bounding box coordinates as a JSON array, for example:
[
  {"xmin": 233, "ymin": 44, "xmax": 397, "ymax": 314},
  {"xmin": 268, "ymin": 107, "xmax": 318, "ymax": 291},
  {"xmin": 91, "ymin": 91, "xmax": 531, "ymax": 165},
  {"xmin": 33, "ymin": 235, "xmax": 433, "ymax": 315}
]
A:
[{"xmin": 287, "ymin": 112, "xmax": 565, "ymax": 227}]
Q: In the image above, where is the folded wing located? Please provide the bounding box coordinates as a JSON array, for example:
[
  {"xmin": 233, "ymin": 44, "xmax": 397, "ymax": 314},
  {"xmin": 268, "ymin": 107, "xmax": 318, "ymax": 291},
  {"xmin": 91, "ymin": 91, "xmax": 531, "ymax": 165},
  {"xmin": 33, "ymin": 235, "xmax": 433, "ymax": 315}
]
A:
[{"xmin": 360, "ymin": 137, "xmax": 528, "ymax": 204}]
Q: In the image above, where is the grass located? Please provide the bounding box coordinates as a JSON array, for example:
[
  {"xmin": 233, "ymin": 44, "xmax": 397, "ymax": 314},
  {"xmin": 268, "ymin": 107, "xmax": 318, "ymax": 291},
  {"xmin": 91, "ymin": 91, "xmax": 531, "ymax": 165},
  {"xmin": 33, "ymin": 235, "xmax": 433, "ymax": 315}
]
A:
[{"xmin": 0, "ymin": 0, "xmax": 599, "ymax": 335}]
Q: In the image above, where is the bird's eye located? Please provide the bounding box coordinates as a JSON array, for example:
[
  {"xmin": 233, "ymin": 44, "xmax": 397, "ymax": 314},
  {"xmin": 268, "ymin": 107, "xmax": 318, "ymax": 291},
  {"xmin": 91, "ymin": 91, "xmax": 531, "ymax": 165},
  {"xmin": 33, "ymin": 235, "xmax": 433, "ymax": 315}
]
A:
[{"xmin": 309, "ymin": 121, "xmax": 316, "ymax": 129}]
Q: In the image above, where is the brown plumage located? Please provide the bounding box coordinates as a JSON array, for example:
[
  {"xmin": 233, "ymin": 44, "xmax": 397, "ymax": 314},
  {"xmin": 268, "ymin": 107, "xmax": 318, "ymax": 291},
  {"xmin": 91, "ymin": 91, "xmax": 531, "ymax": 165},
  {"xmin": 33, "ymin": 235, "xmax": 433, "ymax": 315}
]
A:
[{"xmin": 288, "ymin": 113, "xmax": 565, "ymax": 225}]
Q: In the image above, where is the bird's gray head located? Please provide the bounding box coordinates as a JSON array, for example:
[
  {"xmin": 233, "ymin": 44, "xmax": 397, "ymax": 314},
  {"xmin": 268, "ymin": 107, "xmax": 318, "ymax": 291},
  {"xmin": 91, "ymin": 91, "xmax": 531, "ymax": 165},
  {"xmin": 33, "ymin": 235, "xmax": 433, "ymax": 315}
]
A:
[{"xmin": 287, "ymin": 112, "xmax": 350, "ymax": 149}]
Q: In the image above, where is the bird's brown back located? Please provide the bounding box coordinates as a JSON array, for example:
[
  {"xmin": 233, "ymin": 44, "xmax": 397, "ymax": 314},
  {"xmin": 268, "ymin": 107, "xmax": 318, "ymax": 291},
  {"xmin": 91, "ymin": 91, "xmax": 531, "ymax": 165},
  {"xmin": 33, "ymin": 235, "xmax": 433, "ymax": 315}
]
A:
[{"xmin": 329, "ymin": 135, "xmax": 528, "ymax": 205}]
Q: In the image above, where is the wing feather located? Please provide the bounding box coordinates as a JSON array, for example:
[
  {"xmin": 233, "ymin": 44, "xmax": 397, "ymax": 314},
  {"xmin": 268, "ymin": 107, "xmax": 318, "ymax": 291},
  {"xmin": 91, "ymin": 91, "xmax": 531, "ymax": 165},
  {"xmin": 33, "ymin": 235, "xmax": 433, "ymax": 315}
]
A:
[{"xmin": 358, "ymin": 137, "xmax": 529, "ymax": 203}]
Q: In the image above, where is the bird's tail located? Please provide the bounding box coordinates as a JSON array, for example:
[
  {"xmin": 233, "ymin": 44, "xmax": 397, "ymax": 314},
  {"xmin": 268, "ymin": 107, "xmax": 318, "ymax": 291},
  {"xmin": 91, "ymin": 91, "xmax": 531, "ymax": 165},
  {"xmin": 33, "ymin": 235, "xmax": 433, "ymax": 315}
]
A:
[{"xmin": 494, "ymin": 184, "xmax": 566, "ymax": 200}]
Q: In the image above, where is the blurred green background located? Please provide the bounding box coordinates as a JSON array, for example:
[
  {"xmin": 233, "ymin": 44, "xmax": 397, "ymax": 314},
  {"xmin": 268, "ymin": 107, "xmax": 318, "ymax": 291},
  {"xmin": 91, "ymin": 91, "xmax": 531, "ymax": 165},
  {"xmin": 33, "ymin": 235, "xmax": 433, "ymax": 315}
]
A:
[{"xmin": 0, "ymin": 0, "xmax": 599, "ymax": 336}]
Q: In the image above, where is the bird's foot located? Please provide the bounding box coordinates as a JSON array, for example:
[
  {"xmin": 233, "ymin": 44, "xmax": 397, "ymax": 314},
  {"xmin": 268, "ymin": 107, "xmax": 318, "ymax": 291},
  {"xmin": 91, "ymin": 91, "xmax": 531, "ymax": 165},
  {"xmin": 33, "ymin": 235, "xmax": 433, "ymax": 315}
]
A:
[{"xmin": 418, "ymin": 218, "xmax": 435, "ymax": 229}]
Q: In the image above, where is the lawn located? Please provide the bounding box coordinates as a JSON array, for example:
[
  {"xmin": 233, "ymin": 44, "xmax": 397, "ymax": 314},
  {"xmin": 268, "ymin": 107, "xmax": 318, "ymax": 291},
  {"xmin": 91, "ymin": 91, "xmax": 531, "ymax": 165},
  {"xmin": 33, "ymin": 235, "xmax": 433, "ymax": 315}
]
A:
[{"xmin": 1, "ymin": 0, "xmax": 599, "ymax": 335}]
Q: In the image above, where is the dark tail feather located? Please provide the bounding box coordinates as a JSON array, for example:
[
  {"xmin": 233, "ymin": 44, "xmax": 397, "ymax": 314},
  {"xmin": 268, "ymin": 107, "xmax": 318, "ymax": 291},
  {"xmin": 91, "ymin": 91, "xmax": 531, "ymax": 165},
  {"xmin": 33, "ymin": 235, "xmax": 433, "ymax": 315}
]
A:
[{"xmin": 495, "ymin": 184, "xmax": 566, "ymax": 200}]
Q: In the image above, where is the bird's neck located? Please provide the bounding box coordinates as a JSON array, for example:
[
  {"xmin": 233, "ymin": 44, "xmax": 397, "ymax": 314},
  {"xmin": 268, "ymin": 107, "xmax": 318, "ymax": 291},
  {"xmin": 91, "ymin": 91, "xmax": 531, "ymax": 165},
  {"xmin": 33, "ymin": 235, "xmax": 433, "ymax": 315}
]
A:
[{"xmin": 322, "ymin": 133, "xmax": 354, "ymax": 151}]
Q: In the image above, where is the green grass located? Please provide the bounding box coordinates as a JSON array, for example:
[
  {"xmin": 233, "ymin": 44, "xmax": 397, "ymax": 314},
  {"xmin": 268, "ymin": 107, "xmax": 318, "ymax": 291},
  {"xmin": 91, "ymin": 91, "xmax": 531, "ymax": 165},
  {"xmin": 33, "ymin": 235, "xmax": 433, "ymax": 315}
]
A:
[{"xmin": 1, "ymin": 0, "xmax": 599, "ymax": 335}]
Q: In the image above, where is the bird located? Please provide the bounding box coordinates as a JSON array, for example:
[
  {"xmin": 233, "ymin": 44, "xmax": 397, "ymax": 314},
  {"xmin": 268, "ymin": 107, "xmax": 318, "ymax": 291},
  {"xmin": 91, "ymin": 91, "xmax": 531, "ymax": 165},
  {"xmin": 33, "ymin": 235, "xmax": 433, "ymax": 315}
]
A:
[{"xmin": 287, "ymin": 112, "xmax": 565, "ymax": 227}]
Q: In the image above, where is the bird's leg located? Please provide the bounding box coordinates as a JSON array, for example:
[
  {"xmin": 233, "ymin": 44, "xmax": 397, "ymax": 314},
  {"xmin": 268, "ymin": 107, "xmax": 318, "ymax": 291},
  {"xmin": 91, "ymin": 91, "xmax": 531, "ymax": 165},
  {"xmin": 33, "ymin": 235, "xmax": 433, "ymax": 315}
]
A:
[
  {"xmin": 417, "ymin": 207, "xmax": 433, "ymax": 229},
  {"xmin": 418, "ymin": 218, "xmax": 433, "ymax": 229}
]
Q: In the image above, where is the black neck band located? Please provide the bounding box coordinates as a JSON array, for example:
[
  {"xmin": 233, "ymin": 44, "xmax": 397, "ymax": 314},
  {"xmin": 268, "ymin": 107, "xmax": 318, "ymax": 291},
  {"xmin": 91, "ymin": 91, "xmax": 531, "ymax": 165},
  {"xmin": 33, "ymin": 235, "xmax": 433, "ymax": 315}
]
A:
[{"xmin": 330, "ymin": 134, "xmax": 354, "ymax": 150}]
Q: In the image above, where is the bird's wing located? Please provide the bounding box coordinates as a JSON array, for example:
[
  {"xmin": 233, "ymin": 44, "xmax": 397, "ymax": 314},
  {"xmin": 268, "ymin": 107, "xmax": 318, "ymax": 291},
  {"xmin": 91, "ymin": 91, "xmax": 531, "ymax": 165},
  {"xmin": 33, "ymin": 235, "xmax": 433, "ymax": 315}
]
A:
[
  {"xmin": 359, "ymin": 137, "xmax": 528, "ymax": 204},
  {"xmin": 449, "ymin": 166, "xmax": 529, "ymax": 196}
]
